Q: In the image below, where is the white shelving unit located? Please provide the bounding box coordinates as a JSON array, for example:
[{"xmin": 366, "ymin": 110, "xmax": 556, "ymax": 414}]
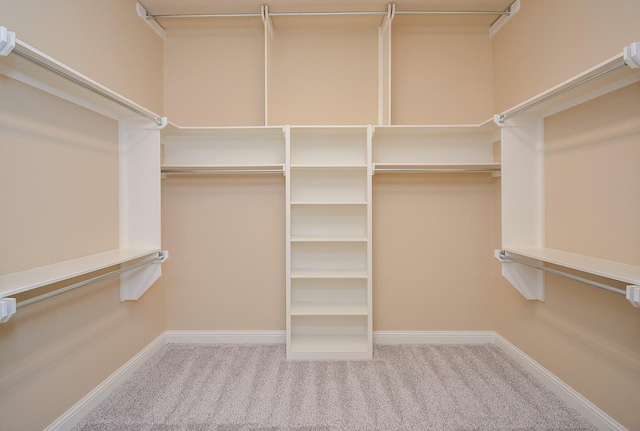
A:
[
  {"xmin": 161, "ymin": 125, "xmax": 286, "ymax": 175},
  {"xmin": 372, "ymin": 122, "xmax": 500, "ymax": 174},
  {"xmin": 0, "ymin": 30, "xmax": 167, "ymax": 321},
  {"xmin": 495, "ymin": 43, "xmax": 640, "ymax": 306},
  {"xmin": 286, "ymin": 126, "xmax": 372, "ymax": 360}
]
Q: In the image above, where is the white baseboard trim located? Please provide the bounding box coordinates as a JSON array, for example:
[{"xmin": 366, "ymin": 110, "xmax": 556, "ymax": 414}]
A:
[
  {"xmin": 166, "ymin": 329, "xmax": 286, "ymax": 344},
  {"xmin": 45, "ymin": 332, "xmax": 167, "ymax": 431},
  {"xmin": 493, "ymin": 333, "xmax": 627, "ymax": 431},
  {"xmin": 373, "ymin": 330, "xmax": 496, "ymax": 345}
]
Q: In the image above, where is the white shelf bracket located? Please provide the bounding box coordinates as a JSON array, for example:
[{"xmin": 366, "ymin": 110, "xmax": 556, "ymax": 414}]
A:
[
  {"xmin": 0, "ymin": 298, "xmax": 17, "ymax": 323},
  {"xmin": 0, "ymin": 26, "xmax": 16, "ymax": 56},
  {"xmin": 489, "ymin": 0, "xmax": 520, "ymax": 38},
  {"xmin": 120, "ymin": 251, "xmax": 168, "ymax": 302},
  {"xmin": 495, "ymin": 250, "xmax": 545, "ymax": 301},
  {"xmin": 623, "ymin": 42, "xmax": 640, "ymax": 68},
  {"xmin": 627, "ymin": 285, "xmax": 640, "ymax": 308},
  {"xmin": 262, "ymin": 5, "xmax": 275, "ymax": 36},
  {"xmin": 136, "ymin": 2, "xmax": 166, "ymax": 40}
]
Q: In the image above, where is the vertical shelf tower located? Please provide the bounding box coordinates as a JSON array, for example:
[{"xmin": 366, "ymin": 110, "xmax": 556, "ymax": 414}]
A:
[{"xmin": 286, "ymin": 126, "xmax": 373, "ymax": 360}]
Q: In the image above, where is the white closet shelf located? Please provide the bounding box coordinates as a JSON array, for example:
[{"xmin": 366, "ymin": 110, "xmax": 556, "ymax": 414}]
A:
[
  {"xmin": 291, "ymin": 236, "xmax": 368, "ymax": 242},
  {"xmin": 291, "ymin": 269, "xmax": 368, "ymax": 279},
  {"xmin": 0, "ymin": 34, "xmax": 164, "ymax": 126},
  {"xmin": 373, "ymin": 121, "xmax": 498, "ymax": 136},
  {"xmin": 291, "ymin": 201, "xmax": 367, "ymax": 206},
  {"xmin": 373, "ymin": 163, "xmax": 501, "ymax": 173},
  {"xmin": 289, "ymin": 335, "xmax": 369, "ymax": 354},
  {"xmin": 502, "ymin": 247, "xmax": 640, "ymax": 286},
  {"xmin": 496, "ymin": 47, "xmax": 640, "ymax": 123},
  {"xmin": 163, "ymin": 123, "xmax": 285, "ymax": 135},
  {"xmin": 291, "ymin": 303, "xmax": 368, "ymax": 316},
  {"xmin": 290, "ymin": 164, "xmax": 368, "ymax": 169},
  {"xmin": 161, "ymin": 164, "xmax": 285, "ymax": 174},
  {"xmin": 0, "ymin": 248, "xmax": 161, "ymax": 298}
]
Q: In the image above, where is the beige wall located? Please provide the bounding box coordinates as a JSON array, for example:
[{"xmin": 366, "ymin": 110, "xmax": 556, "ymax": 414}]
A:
[
  {"xmin": 492, "ymin": 0, "xmax": 640, "ymax": 113},
  {"xmin": 373, "ymin": 174, "xmax": 498, "ymax": 330},
  {"xmin": 0, "ymin": 0, "xmax": 164, "ymax": 113},
  {"xmin": 163, "ymin": 19, "xmax": 265, "ymax": 126},
  {"xmin": 0, "ymin": 1, "xmax": 165, "ymax": 430},
  {"xmin": 162, "ymin": 176, "xmax": 286, "ymax": 330},
  {"xmin": 492, "ymin": 1, "xmax": 640, "ymax": 428},
  {"xmin": 391, "ymin": 24, "xmax": 493, "ymax": 124}
]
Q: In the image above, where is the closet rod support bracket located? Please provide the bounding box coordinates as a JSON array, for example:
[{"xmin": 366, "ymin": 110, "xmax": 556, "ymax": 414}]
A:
[
  {"xmin": 627, "ymin": 285, "xmax": 640, "ymax": 308},
  {"xmin": 0, "ymin": 26, "xmax": 16, "ymax": 56},
  {"xmin": 623, "ymin": 42, "xmax": 640, "ymax": 68},
  {"xmin": 0, "ymin": 298, "xmax": 16, "ymax": 323}
]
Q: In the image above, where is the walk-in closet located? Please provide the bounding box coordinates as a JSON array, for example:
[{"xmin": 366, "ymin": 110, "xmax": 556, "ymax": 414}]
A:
[{"xmin": 1, "ymin": 1, "xmax": 639, "ymax": 430}]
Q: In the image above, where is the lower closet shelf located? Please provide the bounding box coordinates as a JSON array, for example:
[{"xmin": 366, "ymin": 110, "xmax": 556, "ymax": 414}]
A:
[{"xmin": 290, "ymin": 303, "xmax": 368, "ymax": 316}]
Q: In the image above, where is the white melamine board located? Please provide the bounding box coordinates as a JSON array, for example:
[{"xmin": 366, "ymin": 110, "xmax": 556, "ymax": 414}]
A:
[
  {"xmin": 290, "ymin": 303, "xmax": 368, "ymax": 316},
  {"xmin": 163, "ymin": 126, "xmax": 285, "ymax": 166},
  {"xmin": 291, "ymin": 242, "xmax": 367, "ymax": 272},
  {"xmin": 288, "ymin": 335, "xmax": 370, "ymax": 360},
  {"xmin": 292, "ymin": 278, "xmax": 367, "ymax": 306},
  {"xmin": 505, "ymin": 247, "xmax": 640, "ymax": 286},
  {"xmin": 290, "ymin": 168, "xmax": 367, "ymax": 203},
  {"xmin": 0, "ymin": 249, "xmax": 159, "ymax": 298},
  {"xmin": 290, "ymin": 126, "xmax": 368, "ymax": 166},
  {"xmin": 291, "ymin": 204, "xmax": 367, "ymax": 238},
  {"xmin": 291, "ymin": 315, "xmax": 368, "ymax": 336},
  {"xmin": 372, "ymin": 123, "xmax": 498, "ymax": 164},
  {"xmin": 500, "ymin": 121, "xmax": 544, "ymax": 249},
  {"xmin": 290, "ymin": 269, "xmax": 368, "ymax": 279},
  {"xmin": 120, "ymin": 119, "xmax": 162, "ymax": 250}
]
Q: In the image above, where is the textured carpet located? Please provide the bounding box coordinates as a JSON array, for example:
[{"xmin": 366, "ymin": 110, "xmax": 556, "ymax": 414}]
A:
[{"xmin": 73, "ymin": 344, "xmax": 596, "ymax": 431}]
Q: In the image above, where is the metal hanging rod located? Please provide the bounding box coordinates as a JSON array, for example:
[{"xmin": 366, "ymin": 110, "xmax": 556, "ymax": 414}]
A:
[
  {"xmin": 496, "ymin": 61, "xmax": 628, "ymax": 124},
  {"xmin": 374, "ymin": 167, "xmax": 500, "ymax": 174},
  {"xmin": 147, "ymin": 8, "xmax": 509, "ymax": 20},
  {"xmin": 162, "ymin": 166, "xmax": 285, "ymax": 175},
  {"xmin": 9, "ymin": 44, "xmax": 166, "ymax": 127},
  {"xmin": 394, "ymin": 10, "xmax": 510, "ymax": 16},
  {"xmin": 497, "ymin": 250, "xmax": 626, "ymax": 297},
  {"xmin": 16, "ymin": 251, "xmax": 167, "ymax": 309}
]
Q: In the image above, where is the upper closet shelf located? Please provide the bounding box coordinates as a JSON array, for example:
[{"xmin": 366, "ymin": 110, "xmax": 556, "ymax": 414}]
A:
[
  {"xmin": 495, "ymin": 42, "xmax": 640, "ymax": 124},
  {"xmin": 0, "ymin": 249, "xmax": 162, "ymax": 299},
  {"xmin": 162, "ymin": 124, "xmax": 286, "ymax": 172},
  {"xmin": 0, "ymin": 26, "xmax": 165, "ymax": 126}
]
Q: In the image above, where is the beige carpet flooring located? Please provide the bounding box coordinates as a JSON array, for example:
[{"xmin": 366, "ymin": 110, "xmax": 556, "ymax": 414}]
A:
[{"xmin": 73, "ymin": 343, "xmax": 596, "ymax": 431}]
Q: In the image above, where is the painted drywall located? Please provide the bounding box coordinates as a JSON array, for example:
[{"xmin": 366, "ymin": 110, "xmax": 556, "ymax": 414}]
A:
[
  {"xmin": 391, "ymin": 24, "xmax": 493, "ymax": 124},
  {"xmin": 0, "ymin": 0, "xmax": 164, "ymax": 113},
  {"xmin": 163, "ymin": 20, "xmax": 265, "ymax": 126},
  {"xmin": 492, "ymin": 0, "xmax": 640, "ymax": 113},
  {"xmin": 0, "ymin": 1, "xmax": 165, "ymax": 430},
  {"xmin": 373, "ymin": 174, "xmax": 498, "ymax": 331},
  {"xmin": 492, "ymin": 1, "xmax": 640, "ymax": 428},
  {"xmin": 162, "ymin": 175, "xmax": 286, "ymax": 330}
]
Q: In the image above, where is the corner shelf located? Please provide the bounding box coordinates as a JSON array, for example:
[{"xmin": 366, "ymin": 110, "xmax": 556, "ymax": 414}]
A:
[{"xmin": 496, "ymin": 43, "xmax": 640, "ymax": 306}]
